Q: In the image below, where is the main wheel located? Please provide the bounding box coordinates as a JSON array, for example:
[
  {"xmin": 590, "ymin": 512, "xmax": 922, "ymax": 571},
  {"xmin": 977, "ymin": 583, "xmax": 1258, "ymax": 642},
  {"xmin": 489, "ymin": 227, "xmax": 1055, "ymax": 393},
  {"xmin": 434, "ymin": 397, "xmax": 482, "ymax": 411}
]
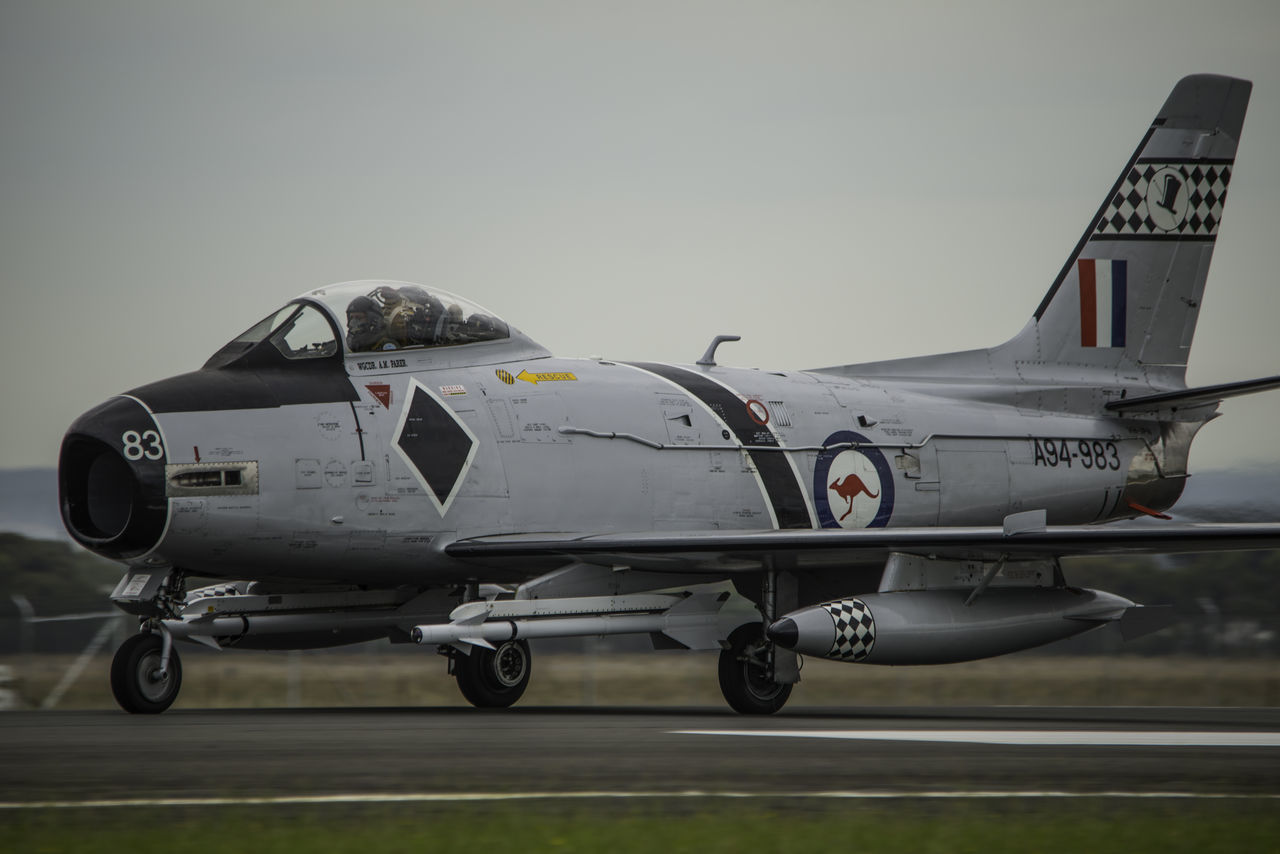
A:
[
  {"xmin": 110, "ymin": 633, "xmax": 182, "ymax": 714},
  {"xmin": 718, "ymin": 624, "xmax": 792, "ymax": 715},
  {"xmin": 454, "ymin": 639, "xmax": 531, "ymax": 708}
]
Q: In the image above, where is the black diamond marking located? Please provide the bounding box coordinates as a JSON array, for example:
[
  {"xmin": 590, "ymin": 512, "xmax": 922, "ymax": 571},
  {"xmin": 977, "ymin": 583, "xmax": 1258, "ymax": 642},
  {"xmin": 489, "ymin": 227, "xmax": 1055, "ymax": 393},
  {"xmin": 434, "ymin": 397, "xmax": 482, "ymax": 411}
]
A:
[
  {"xmin": 1126, "ymin": 188, "xmax": 1143, "ymax": 207},
  {"xmin": 1190, "ymin": 166, "xmax": 1204, "ymax": 183},
  {"xmin": 395, "ymin": 383, "xmax": 476, "ymax": 510},
  {"xmin": 1127, "ymin": 212, "xmax": 1144, "ymax": 230}
]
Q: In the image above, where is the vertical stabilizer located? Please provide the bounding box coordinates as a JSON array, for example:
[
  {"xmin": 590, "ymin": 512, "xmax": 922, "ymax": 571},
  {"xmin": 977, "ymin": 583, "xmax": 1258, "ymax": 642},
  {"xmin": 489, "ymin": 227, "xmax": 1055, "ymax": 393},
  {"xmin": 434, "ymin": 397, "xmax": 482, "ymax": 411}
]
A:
[{"xmin": 1017, "ymin": 74, "xmax": 1251, "ymax": 385}]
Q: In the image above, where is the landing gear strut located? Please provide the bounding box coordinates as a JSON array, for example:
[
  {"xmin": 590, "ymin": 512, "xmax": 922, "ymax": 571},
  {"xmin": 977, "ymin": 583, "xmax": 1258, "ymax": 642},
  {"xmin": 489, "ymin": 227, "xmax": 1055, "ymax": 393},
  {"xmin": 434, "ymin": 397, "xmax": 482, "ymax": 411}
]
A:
[
  {"xmin": 110, "ymin": 632, "xmax": 183, "ymax": 714},
  {"xmin": 718, "ymin": 624, "xmax": 792, "ymax": 714},
  {"xmin": 718, "ymin": 567, "xmax": 797, "ymax": 714},
  {"xmin": 452, "ymin": 639, "xmax": 532, "ymax": 708}
]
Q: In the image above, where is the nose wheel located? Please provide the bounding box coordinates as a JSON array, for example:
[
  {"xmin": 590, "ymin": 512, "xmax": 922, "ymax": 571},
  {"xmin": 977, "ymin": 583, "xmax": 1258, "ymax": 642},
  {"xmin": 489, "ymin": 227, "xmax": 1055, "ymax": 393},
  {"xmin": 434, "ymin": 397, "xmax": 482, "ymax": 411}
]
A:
[
  {"xmin": 110, "ymin": 632, "xmax": 183, "ymax": 714},
  {"xmin": 452, "ymin": 639, "xmax": 531, "ymax": 708}
]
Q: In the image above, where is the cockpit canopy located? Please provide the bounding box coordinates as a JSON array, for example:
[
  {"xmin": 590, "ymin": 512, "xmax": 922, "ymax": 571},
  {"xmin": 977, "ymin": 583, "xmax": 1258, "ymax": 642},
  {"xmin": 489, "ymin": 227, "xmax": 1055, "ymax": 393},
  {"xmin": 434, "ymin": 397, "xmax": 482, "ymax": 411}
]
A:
[
  {"xmin": 319, "ymin": 281, "xmax": 510, "ymax": 353},
  {"xmin": 206, "ymin": 281, "xmax": 523, "ymax": 369}
]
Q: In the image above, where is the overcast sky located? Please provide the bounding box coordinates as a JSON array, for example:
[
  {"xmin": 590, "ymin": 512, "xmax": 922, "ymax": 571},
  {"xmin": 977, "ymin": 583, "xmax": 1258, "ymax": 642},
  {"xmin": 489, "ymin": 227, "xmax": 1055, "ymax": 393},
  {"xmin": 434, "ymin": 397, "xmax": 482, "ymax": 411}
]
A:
[{"xmin": 2, "ymin": 0, "xmax": 1278, "ymax": 473}]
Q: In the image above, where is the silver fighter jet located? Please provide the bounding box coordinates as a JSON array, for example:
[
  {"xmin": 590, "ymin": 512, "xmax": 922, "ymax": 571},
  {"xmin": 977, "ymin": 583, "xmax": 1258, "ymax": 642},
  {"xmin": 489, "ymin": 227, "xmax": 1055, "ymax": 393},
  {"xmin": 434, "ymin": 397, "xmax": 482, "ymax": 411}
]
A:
[{"xmin": 60, "ymin": 74, "xmax": 1280, "ymax": 714}]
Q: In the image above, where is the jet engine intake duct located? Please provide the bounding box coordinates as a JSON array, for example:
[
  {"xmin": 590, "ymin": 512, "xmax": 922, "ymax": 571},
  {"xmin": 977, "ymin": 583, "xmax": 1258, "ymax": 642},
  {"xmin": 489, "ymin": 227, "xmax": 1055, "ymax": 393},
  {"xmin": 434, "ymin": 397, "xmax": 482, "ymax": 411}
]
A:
[
  {"xmin": 768, "ymin": 588, "xmax": 1134, "ymax": 665},
  {"xmin": 59, "ymin": 396, "xmax": 169, "ymax": 559}
]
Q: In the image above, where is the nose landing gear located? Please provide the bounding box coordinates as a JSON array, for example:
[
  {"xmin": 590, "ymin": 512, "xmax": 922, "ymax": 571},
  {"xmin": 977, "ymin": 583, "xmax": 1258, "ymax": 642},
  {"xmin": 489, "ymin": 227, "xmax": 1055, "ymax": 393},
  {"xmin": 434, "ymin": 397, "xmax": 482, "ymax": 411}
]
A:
[{"xmin": 110, "ymin": 631, "xmax": 183, "ymax": 714}]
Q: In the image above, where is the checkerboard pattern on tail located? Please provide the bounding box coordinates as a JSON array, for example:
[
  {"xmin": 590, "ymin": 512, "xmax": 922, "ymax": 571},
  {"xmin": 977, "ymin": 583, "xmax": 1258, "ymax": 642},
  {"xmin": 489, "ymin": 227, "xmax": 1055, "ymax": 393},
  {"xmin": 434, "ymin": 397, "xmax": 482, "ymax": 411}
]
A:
[
  {"xmin": 1095, "ymin": 163, "xmax": 1230, "ymax": 236},
  {"xmin": 823, "ymin": 599, "xmax": 876, "ymax": 661}
]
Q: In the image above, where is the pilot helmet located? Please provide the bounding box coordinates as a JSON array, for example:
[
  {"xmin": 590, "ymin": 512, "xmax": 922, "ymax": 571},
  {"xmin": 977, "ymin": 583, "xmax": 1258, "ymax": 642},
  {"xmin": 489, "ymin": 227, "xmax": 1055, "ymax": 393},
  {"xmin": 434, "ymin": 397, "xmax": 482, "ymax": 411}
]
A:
[{"xmin": 346, "ymin": 296, "xmax": 387, "ymax": 350}]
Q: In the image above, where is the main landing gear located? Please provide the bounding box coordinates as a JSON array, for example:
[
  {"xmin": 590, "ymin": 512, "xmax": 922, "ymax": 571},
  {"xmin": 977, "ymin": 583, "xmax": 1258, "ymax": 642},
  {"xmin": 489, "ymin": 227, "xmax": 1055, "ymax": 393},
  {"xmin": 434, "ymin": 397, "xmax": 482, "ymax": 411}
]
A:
[
  {"xmin": 716, "ymin": 567, "xmax": 797, "ymax": 714},
  {"xmin": 717, "ymin": 624, "xmax": 793, "ymax": 714},
  {"xmin": 110, "ymin": 631, "xmax": 183, "ymax": 714},
  {"xmin": 450, "ymin": 639, "xmax": 532, "ymax": 708}
]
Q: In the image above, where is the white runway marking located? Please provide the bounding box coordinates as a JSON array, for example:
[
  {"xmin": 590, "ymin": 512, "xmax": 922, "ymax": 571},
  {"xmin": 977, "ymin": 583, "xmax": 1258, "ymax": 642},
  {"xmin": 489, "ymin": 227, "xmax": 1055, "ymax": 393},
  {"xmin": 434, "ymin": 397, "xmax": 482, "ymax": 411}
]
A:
[
  {"xmin": 1, "ymin": 790, "xmax": 1277, "ymax": 810},
  {"xmin": 674, "ymin": 729, "xmax": 1280, "ymax": 747}
]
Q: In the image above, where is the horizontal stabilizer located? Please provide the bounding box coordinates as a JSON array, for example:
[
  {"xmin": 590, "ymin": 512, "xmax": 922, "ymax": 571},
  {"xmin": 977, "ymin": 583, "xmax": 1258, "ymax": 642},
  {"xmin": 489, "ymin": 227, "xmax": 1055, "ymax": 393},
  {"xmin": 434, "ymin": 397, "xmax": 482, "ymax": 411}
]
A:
[{"xmin": 1106, "ymin": 374, "xmax": 1280, "ymax": 413}]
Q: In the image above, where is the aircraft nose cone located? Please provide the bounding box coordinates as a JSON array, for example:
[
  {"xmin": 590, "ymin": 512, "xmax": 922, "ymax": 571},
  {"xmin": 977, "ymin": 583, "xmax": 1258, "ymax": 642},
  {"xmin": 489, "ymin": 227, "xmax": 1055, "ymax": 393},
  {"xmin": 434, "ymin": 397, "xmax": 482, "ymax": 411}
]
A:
[
  {"xmin": 59, "ymin": 396, "xmax": 169, "ymax": 559},
  {"xmin": 766, "ymin": 618, "xmax": 800, "ymax": 650}
]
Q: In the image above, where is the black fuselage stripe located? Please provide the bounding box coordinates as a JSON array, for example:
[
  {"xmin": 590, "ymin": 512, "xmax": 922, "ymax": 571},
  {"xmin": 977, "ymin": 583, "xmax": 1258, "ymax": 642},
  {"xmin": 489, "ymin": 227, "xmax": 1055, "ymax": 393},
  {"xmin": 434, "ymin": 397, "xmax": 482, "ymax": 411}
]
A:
[{"xmin": 628, "ymin": 362, "xmax": 812, "ymax": 529}]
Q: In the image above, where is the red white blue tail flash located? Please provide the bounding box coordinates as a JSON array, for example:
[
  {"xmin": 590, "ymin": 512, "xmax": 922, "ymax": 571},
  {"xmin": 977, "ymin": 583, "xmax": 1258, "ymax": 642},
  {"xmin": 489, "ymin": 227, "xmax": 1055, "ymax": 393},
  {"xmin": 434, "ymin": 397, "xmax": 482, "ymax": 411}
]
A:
[{"xmin": 1078, "ymin": 259, "xmax": 1127, "ymax": 348}]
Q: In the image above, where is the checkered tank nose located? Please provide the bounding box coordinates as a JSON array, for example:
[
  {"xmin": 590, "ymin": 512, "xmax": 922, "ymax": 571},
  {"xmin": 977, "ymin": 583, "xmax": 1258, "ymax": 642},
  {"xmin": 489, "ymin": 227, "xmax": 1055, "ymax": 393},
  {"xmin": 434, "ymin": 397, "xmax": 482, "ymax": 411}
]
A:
[{"xmin": 823, "ymin": 599, "xmax": 876, "ymax": 662}]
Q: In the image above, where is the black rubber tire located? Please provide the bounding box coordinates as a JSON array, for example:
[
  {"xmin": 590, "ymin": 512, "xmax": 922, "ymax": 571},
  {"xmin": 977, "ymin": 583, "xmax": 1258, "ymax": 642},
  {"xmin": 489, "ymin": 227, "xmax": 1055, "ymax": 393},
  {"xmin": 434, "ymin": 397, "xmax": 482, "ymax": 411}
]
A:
[
  {"xmin": 454, "ymin": 639, "xmax": 531, "ymax": 708},
  {"xmin": 110, "ymin": 633, "xmax": 182, "ymax": 714},
  {"xmin": 718, "ymin": 624, "xmax": 792, "ymax": 715}
]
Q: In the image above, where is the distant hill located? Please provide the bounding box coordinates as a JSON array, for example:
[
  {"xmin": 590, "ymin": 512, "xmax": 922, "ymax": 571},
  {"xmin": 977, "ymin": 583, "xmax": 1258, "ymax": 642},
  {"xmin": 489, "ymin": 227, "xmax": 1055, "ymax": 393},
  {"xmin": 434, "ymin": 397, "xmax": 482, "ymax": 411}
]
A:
[
  {"xmin": 1159, "ymin": 465, "xmax": 1280, "ymax": 523},
  {"xmin": 0, "ymin": 469, "xmax": 65, "ymax": 541}
]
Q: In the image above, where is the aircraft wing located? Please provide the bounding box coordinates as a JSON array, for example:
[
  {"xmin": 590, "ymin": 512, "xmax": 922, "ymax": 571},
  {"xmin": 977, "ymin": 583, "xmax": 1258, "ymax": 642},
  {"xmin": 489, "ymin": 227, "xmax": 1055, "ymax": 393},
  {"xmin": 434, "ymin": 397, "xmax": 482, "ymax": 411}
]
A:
[{"xmin": 446, "ymin": 522, "xmax": 1280, "ymax": 573}]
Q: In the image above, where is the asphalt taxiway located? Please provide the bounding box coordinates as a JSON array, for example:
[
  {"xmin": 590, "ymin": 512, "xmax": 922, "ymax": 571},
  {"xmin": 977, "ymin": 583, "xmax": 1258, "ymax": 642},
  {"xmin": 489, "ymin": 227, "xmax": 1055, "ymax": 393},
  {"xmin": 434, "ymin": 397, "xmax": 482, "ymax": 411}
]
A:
[{"xmin": 2, "ymin": 706, "xmax": 1278, "ymax": 805}]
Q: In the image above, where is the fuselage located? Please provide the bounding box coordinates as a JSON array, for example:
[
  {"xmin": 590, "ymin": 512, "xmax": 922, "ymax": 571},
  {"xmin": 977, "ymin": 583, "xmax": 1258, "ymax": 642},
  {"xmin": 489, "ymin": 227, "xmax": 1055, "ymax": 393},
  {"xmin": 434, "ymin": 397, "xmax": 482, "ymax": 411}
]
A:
[{"xmin": 58, "ymin": 282, "xmax": 1188, "ymax": 586}]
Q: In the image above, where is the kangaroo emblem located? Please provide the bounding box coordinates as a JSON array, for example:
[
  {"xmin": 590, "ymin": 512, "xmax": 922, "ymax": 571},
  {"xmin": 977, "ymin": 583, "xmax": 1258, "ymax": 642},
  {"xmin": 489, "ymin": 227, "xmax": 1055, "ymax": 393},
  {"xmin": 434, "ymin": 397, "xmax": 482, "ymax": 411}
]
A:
[{"xmin": 829, "ymin": 474, "xmax": 879, "ymax": 522}]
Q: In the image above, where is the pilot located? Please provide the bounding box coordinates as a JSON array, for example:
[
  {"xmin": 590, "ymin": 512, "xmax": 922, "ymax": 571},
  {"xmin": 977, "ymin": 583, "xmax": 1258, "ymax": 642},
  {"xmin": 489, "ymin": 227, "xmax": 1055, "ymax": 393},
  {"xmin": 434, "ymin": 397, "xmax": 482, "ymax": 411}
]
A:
[
  {"xmin": 345, "ymin": 296, "xmax": 396, "ymax": 352},
  {"xmin": 379, "ymin": 286, "xmax": 438, "ymax": 346},
  {"xmin": 387, "ymin": 303, "xmax": 433, "ymax": 348}
]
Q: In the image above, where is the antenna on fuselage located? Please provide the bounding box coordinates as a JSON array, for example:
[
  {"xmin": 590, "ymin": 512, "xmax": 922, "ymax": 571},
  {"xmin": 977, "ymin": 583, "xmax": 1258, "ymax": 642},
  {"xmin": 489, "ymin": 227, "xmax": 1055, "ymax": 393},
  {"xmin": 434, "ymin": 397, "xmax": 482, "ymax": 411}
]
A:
[{"xmin": 697, "ymin": 335, "xmax": 741, "ymax": 367}]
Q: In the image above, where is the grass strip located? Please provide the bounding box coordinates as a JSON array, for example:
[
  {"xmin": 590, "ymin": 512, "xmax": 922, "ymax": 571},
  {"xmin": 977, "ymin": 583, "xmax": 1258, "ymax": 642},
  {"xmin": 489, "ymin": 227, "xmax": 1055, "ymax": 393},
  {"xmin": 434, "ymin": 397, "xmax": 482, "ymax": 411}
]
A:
[{"xmin": 2, "ymin": 799, "xmax": 1278, "ymax": 854}]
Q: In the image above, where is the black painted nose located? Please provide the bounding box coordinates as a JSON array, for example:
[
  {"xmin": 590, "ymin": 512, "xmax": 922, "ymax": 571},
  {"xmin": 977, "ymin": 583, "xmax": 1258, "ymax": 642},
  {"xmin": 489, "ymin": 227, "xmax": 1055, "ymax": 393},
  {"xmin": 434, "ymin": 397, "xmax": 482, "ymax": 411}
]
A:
[
  {"xmin": 766, "ymin": 618, "xmax": 799, "ymax": 650},
  {"xmin": 59, "ymin": 397, "xmax": 169, "ymax": 559}
]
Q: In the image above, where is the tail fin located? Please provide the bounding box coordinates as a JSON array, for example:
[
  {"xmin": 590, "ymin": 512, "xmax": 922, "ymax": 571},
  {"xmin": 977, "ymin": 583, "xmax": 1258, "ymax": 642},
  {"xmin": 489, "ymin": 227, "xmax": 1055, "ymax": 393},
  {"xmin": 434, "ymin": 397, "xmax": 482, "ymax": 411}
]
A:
[
  {"xmin": 816, "ymin": 75, "xmax": 1252, "ymax": 387},
  {"xmin": 1015, "ymin": 74, "xmax": 1251, "ymax": 385}
]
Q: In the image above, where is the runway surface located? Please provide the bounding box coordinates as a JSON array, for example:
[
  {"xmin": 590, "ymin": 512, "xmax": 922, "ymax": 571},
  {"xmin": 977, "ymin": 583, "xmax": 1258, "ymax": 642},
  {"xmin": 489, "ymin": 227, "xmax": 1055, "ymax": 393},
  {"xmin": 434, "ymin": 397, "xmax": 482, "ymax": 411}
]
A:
[{"xmin": 2, "ymin": 706, "xmax": 1278, "ymax": 805}]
